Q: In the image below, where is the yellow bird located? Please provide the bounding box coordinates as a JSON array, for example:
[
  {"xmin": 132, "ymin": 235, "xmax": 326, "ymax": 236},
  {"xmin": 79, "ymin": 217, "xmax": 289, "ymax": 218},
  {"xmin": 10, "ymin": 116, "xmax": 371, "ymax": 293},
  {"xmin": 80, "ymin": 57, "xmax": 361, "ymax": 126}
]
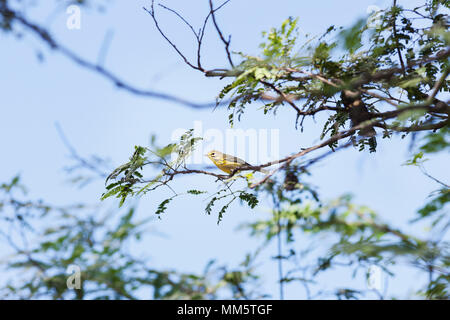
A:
[{"xmin": 205, "ymin": 150, "xmax": 269, "ymax": 174}]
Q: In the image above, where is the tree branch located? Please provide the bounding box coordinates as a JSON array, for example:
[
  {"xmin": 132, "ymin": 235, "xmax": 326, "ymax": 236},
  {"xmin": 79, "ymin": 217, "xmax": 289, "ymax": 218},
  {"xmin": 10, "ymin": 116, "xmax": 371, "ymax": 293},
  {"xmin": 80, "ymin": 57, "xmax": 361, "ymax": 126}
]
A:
[
  {"xmin": 144, "ymin": 1, "xmax": 205, "ymax": 72},
  {"xmin": 392, "ymin": 0, "xmax": 406, "ymax": 76},
  {"xmin": 209, "ymin": 0, "xmax": 234, "ymax": 68},
  {"xmin": 0, "ymin": 5, "xmax": 216, "ymax": 109}
]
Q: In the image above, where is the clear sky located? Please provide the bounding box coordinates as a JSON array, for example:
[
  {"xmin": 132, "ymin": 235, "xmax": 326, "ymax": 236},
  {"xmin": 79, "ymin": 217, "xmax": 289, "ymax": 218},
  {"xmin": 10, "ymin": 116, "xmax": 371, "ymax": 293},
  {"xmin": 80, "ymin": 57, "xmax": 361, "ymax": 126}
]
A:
[{"xmin": 0, "ymin": 0, "xmax": 448, "ymax": 299}]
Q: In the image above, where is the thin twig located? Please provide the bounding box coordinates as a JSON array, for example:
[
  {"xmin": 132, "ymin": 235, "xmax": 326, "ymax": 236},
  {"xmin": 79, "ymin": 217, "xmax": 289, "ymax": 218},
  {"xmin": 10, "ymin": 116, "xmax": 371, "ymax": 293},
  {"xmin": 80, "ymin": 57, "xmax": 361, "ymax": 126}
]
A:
[
  {"xmin": 209, "ymin": 0, "xmax": 234, "ymax": 67},
  {"xmin": 419, "ymin": 165, "xmax": 450, "ymax": 188},
  {"xmin": 427, "ymin": 67, "xmax": 450, "ymax": 104},
  {"xmin": 392, "ymin": 0, "xmax": 406, "ymax": 75},
  {"xmin": 144, "ymin": 2, "xmax": 205, "ymax": 72},
  {"xmin": 260, "ymin": 80, "xmax": 302, "ymax": 114},
  {"xmin": 55, "ymin": 122, "xmax": 109, "ymax": 178}
]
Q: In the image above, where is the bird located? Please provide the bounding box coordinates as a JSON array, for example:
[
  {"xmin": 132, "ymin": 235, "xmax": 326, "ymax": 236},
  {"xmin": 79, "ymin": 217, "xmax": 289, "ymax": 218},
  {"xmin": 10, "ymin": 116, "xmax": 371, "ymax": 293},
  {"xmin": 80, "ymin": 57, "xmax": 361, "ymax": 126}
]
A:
[
  {"xmin": 341, "ymin": 90, "xmax": 376, "ymax": 137},
  {"xmin": 205, "ymin": 150, "xmax": 269, "ymax": 174}
]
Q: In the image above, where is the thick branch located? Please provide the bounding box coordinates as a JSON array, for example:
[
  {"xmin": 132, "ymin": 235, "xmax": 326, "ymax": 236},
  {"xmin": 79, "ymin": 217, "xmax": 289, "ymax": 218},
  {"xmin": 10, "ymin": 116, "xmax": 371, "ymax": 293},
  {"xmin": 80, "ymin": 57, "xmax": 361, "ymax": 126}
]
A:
[
  {"xmin": 151, "ymin": 105, "xmax": 447, "ymax": 189},
  {"xmin": 0, "ymin": 5, "xmax": 214, "ymax": 109},
  {"xmin": 248, "ymin": 105, "xmax": 449, "ymax": 188}
]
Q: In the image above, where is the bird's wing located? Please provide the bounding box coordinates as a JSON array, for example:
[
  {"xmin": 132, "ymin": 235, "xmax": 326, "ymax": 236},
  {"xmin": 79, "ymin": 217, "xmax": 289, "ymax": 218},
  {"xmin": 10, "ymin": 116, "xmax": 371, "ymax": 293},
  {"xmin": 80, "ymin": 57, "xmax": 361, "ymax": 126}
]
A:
[{"xmin": 222, "ymin": 154, "xmax": 249, "ymax": 165}]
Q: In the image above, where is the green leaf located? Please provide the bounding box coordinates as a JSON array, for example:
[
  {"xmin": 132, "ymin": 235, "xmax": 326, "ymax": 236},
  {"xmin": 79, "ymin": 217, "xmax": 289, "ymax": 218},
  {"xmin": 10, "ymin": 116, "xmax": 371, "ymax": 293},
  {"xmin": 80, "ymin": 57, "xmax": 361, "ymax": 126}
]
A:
[
  {"xmin": 339, "ymin": 18, "xmax": 365, "ymax": 53},
  {"xmin": 239, "ymin": 192, "xmax": 259, "ymax": 209},
  {"xmin": 187, "ymin": 190, "xmax": 207, "ymax": 195},
  {"xmin": 155, "ymin": 197, "xmax": 175, "ymax": 216}
]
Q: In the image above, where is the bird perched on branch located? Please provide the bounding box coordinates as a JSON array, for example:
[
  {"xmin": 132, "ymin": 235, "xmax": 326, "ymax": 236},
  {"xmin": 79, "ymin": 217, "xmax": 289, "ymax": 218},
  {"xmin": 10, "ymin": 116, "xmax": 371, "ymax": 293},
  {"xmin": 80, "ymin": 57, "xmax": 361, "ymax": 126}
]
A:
[
  {"xmin": 341, "ymin": 90, "xmax": 377, "ymax": 137},
  {"xmin": 341, "ymin": 90, "xmax": 377, "ymax": 152},
  {"xmin": 206, "ymin": 150, "xmax": 269, "ymax": 174}
]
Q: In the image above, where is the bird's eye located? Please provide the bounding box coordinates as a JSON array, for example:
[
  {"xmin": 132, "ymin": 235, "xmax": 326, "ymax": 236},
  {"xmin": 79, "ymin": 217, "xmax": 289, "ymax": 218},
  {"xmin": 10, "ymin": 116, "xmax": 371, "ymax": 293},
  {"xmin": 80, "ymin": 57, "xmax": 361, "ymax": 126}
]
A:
[{"xmin": 211, "ymin": 152, "xmax": 215, "ymax": 156}]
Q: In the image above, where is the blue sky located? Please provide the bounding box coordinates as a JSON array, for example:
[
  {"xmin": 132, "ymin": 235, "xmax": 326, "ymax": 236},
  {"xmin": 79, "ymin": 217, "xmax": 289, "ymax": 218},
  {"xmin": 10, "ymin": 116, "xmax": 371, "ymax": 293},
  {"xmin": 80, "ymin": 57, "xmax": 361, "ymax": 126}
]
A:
[{"xmin": 1, "ymin": 0, "xmax": 448, "ymax": 299}]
